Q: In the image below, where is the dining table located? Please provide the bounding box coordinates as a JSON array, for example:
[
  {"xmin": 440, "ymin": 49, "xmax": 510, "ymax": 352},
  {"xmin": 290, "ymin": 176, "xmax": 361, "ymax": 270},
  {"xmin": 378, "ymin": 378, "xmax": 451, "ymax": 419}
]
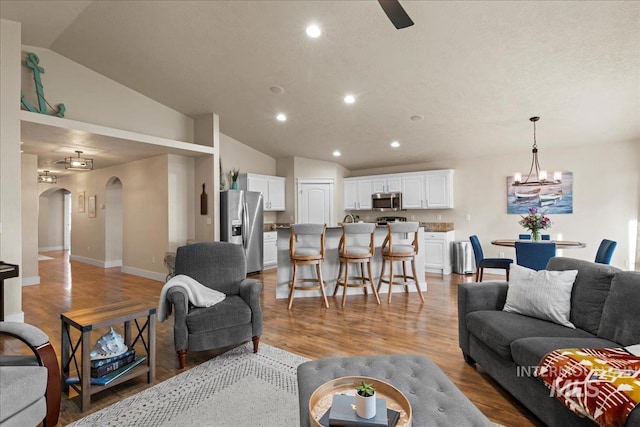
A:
[{"xmin": 491, "ymin": 239, "xmax": 586, "ymax": 249}]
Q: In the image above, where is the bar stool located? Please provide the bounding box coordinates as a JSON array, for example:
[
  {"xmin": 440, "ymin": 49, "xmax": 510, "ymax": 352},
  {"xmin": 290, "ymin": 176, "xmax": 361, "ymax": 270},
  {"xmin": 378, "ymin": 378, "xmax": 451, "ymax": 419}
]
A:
[
  {"xmin": 333, "ymin": 223, "xmax": 381, "ymax": 307},
  {"xmin": 377, "ymin": 222, "xmax": 425, "ymax": 303},
  {"xmin": 288, "ymin": 224, "xmax": 329, "ymax": 309}
]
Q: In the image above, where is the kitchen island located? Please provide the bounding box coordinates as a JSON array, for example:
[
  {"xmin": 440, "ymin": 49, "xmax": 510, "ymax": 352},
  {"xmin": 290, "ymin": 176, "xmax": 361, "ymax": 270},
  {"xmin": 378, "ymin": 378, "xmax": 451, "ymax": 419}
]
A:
[{"xmin": 276, "ymin": 225, "xmax": 426, "ymax": 300}]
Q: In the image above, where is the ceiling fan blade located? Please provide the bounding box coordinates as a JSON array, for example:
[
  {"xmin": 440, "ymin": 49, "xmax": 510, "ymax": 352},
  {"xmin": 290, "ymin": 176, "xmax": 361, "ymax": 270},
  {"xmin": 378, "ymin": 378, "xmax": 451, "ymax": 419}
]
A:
[{"xmin": 378, "ymin": 0, "xmax": 414, "ymax": 29}]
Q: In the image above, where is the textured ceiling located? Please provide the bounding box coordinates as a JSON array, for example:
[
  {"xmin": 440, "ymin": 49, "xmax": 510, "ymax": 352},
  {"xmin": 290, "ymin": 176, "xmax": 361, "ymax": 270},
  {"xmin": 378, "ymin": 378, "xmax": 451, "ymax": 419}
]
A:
[{"xmin": 2, "ymin": 1, "xmax": 639, "ymax": 172}]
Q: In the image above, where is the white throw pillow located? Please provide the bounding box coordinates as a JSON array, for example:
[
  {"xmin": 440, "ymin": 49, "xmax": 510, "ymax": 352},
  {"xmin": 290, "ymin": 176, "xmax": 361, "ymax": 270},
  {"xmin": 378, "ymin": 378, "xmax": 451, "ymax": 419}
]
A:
[{"xmin": 503, "ymin": 264, "xmax": 578, "ymax": 328}]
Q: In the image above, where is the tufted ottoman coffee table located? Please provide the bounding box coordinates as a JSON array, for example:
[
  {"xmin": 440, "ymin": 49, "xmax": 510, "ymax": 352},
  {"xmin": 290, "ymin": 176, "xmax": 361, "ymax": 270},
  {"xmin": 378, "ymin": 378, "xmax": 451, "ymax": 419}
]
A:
[{"xmin": 297, "ymin": 354, "xmax": 493, "ymax": 427}]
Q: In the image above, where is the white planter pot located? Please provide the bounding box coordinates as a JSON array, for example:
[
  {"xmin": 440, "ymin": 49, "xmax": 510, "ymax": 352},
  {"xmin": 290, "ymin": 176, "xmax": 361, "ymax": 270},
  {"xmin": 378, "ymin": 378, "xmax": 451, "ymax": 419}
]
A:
[{"xmin": 356, "ymin": 393, "xmax": 376, "ymax": 419}]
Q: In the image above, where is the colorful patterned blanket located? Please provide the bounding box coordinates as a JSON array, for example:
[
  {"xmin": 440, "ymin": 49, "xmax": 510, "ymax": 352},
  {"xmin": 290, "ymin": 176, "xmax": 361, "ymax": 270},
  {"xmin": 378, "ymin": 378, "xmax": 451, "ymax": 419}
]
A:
[{"xmin": 537, "ymin": 348, "xmax": 640, "ymax": 427}]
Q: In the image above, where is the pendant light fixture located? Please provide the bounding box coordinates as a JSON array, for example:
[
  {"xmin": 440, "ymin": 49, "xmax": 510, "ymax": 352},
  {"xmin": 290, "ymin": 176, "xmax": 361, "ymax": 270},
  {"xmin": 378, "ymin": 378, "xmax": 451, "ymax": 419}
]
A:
[
  {"xmin": 65, "ymin": 150, "xmax": 93, "ymax": 171},
  {"xmin": 513, "ymin": 117, "xmax": 562, "ymax": 186},
  {"xmin": 38, "ymin": 170, "xmax": 57, "ymax": 184}
]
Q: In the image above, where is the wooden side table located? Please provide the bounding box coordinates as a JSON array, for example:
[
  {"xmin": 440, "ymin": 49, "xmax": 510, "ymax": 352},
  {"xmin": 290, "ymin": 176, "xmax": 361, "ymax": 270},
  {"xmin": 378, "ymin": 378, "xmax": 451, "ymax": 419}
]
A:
[{"xmin": 60, "ymin": 300, "xmax": 156, "ymax": 411}]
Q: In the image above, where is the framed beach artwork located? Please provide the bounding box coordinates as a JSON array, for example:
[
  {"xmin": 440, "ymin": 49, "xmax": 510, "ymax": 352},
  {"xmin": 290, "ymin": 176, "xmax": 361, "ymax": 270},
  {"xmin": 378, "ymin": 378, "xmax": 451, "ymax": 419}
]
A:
[
  {"xmin": 78, "ymin": 191, "xmax": 85, "ymax": 213},
  {"xmin": 88, "ymin": 195, "xmax": 97, "ymax": 218},
  {"xmin": 507, "ymin": 172, "xmax": 573, "ymax": 214}
]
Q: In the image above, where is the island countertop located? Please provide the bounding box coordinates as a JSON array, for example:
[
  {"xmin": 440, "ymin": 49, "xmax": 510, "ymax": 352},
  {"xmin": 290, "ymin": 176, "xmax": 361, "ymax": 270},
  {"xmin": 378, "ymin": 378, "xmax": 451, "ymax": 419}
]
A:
[{"xmin": 275, "ymin": 226, "xmax": 426, "ymax": 300}]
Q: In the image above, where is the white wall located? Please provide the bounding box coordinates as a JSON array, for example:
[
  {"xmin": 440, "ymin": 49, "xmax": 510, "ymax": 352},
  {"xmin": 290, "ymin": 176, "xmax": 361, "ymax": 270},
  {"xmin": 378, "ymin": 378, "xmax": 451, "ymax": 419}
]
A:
[
  {"xmin": 168, "ymin": 154, "xmax": 195, "ymax": 251},
  {"xmin": 1, "ymin": 19, "xmax": 23, "ymax": 320},
  {"xmin": 219, "ymin": 132, "xmax": 280, "ymax": 223},
  {"xmin": 275, "ymin": 156, "xmax": 349, "ymax": 226},
  {"xmin": 105, "ymin": 178, "xmax": 123, "ymax": 265},
  {"xmin": 38, "ymin": 189, "xmax": 65, "ymax": 251},
  {"xmin": 350, "ymin": 140, "xmax": 639, "ymax": 270},
  {"xmin": 21, "ymin": 46, "xmax": 194, "ymax": 142},
  {"xmin": 21, "ymin": 154, "xmax": 39, "ymax": 286},
  {"xmin": 58, "ymin": 155, "xmax": 170, "ymax": 280}
]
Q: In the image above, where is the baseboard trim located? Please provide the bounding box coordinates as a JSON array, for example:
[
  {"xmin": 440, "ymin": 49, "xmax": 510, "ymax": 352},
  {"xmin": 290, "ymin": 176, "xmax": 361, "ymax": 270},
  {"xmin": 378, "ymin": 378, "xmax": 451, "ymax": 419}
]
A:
[
  {"xmin": 22, "ymin": 276, "xmax": 40, "ymax": 286},
  {"xmin": 104, "ymin": 259, "xmax": 123, "ymax": 268},
  {"xmin": 38, "ymin": 246, "xmax": 63, "ymax": 252},
  {"xmin": 3, "ymin": 311, "xmax": 24, "ymax": 322},
  {"xmin": 69, "ymin": 255, "xmax": 105, "ymax": 268},
  {"xmin": 121, "ymin": 266, "xmax": 165, "ymax": 282}
]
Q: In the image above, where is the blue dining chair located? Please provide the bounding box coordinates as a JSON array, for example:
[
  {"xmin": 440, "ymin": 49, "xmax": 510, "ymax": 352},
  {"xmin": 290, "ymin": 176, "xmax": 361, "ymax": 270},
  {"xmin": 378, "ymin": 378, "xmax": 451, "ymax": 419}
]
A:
[
  {"xmin": 541, "ymin": 234, "xmax": 551, "ymax": 240},
  {"xmin": 469, "ymin": 235, "xmax": 513, "ymax": 282},
  {"xmin": 518, "ymin": 234, "xmax": 531, "ymax": 240},
  {"xmin": 515, "ymin": 241, "xmax": 557, "ymax": 271},
  {"xmin": 594, "ymin": 239, "xmax": 617, "ymax": 264}
]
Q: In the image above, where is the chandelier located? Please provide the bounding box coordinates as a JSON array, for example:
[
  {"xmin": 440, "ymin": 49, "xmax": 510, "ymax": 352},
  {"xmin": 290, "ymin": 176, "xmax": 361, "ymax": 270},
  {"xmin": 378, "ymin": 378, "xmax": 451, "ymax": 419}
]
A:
[
  {"xmin": 38, "ymin": 170, "xmax": 57, "ymax": 184},
  {"xmin": 513, "ymin": 117, "xmax": 561, "ymax": 186},
  {"xmin": 65, "ymin": 150, "xmax": 93, "ymax": 171}
]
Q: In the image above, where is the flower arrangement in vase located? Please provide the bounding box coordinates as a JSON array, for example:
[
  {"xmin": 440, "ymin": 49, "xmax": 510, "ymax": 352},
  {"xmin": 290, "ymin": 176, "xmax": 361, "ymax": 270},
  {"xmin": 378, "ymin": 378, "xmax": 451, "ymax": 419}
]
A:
[
  {"xmin": 519, "ymin": 206, "xmax": 551, "ymax": 241},
  {"xmin": 355, "ymin": 381, "xmax": 376, "ymax": 419},
  {"xmin": 229, "ymin": 168, "xmax": 240, "ymax": 190}
]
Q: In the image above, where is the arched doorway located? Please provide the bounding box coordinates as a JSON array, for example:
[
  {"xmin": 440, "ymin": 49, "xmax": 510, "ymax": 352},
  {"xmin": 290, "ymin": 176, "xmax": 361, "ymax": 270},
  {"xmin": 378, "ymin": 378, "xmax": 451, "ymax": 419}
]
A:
[
  {"xmin": 38, "ymin": 187, "xmax": 71, "ymax": 253},
  {"xmin": 105, "ymin": 177, "xmax": 123, "ymax": 268}
]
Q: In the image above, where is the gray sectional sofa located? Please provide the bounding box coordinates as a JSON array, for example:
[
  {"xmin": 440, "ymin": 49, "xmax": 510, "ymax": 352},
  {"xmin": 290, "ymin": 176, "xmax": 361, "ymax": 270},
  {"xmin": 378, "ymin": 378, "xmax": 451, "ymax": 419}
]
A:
[{"xmin": 458, "ymin": 257, "xmax": 640, "ymax": 427}]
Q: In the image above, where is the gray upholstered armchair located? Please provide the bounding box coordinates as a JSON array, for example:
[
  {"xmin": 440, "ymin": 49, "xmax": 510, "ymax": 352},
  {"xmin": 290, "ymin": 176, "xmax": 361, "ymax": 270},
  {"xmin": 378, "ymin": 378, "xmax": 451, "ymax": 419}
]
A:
[
  {"xmin": 0, "ymin": 321, "xmax": 61, "ymax": 427},
  {"xmin": 166, "ymin": 242, "xmax": 263, "ymax": 368}
]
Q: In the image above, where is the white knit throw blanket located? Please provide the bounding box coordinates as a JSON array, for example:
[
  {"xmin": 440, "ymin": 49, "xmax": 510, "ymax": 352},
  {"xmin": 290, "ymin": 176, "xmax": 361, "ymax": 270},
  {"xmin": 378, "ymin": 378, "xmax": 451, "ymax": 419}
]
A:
[{"xmin": 157, "ymin": 274, "xmax": 225, "ymax": 321}]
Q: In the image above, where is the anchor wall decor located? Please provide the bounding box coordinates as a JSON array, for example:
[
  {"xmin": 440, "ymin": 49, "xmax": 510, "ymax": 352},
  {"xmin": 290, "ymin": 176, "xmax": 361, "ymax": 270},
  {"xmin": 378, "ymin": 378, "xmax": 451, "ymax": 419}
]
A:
[{"xmin": 21, "ymin": 52, "xmax": 66, "ymax": 117}]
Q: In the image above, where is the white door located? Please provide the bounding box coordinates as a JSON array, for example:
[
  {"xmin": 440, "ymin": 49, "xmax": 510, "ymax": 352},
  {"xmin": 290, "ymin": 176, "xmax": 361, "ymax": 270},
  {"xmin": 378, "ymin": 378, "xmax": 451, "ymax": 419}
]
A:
[{"xmin": 297, "ymin": 179, "xmax": 334, "ymax": 225}]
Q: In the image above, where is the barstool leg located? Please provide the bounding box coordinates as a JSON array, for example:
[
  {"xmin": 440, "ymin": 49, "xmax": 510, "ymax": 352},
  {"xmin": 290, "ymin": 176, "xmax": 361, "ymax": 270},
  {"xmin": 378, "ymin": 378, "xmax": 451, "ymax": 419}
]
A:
[
  {"xmin": 316, "ymin": 263, "xmax": 329, "ymax": 308},
  {"xmin": 288, "ymin": 263, "xmax": 298, "ymax": 310},
  {"xmin": 341, "ymin": 263, "xmax": 349, "ymax": 307},
  {"xmin": 368, "ymin": 261, "xmax": 380, "ymax": 304},
  {"xmin": 360, "ymin": 263, "xmax": 368, "ymax": 295},
  {"xmin": 388, "ymin": 260, "xmax": 394, "ymax": 304},
  {"xmin": 412, "ymin": 258, "xmax": 425, "ymax": 302},
  {"xmin": 377, "ymin": 259, "xmax": 386, "ymax": 293},
  {"xmin": 333, "ymin": 261, "xmax": 343, "ymax": 297},
  {"xmin": 402, "ymin": 261, "xmax": 409, "ymax": 293}
]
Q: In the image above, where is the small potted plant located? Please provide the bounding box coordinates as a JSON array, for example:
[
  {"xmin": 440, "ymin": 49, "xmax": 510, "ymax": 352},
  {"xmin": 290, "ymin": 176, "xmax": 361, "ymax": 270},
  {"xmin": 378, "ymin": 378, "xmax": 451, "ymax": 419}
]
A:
[
  {"xmin": 229, "ymin": 168, "xmax": 240, "ymax": 190},
  {"xmin": 355, "ymin": 380, "xmax": 376, "ymax": 419}
]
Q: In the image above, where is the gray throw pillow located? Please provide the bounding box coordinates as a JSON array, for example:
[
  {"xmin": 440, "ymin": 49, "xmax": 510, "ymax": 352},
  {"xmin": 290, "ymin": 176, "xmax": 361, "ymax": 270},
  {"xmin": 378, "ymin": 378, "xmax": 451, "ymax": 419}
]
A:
[
  {"xmin": 503, "ymin": 264, "xmax": 578, "ymax": 329},
  {"xmin": 597, "ymin": 271, "xmax": 640, "ymax": 346},
  {"xmin": 546, "ymin": 257, "xmax": 620, "ymax": 334}
]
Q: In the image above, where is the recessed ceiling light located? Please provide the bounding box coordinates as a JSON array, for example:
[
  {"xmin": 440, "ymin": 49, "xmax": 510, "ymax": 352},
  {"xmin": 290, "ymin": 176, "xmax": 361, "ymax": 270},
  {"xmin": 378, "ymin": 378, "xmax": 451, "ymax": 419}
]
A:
[
  {"xmin": 332, "ymin": 150, "xmax": 341, "ymax": 157},
  {"xmin": 410, "ymin": 114, "xmax": 424, "ymax": 121},
  {"xmin": 344, "ymin": 94, "xmax": 355, "ymax": 104},
  {"xmin": 270, "ymin": 86, "xmax": 284, "ymax": 94},
  {"xmin": 390, "ymin": 141, "xmax": 400, "ymax": 148},
  {"xmin": 306, "ymin": 24, "xmax": 321, "ymax": 38},
  {"xmin": 276, "ymin": 113, "xmax": 287, "ymax": 122}
]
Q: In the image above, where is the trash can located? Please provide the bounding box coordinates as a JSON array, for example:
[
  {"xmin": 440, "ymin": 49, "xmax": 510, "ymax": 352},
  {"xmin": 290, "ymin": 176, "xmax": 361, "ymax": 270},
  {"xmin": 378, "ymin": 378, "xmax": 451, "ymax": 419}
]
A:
[{"xmin": 453, "ymin": 241, "xmax": 475, "ymax": 274}]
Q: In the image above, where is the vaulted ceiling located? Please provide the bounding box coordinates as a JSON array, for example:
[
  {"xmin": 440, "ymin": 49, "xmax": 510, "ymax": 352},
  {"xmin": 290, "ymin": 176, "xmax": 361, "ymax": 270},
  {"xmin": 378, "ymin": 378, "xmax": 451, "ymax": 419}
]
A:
[{"xmin": 2, "ymin": 1, "xmax": 639, "ymax": 172}]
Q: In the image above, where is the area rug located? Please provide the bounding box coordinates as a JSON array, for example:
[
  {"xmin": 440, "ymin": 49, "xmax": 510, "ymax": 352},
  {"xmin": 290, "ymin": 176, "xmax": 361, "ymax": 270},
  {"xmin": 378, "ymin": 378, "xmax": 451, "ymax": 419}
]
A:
[{"xmin": 67, "ymin": 343, "xmax": 309, "ymax": 426}]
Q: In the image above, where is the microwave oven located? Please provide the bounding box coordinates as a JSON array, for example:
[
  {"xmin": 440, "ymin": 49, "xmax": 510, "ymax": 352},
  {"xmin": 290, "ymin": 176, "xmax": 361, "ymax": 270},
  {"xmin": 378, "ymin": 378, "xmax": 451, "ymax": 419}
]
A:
[{"xmin": 371, "ymin": 192, "xmax": 403, "ymax": 211}]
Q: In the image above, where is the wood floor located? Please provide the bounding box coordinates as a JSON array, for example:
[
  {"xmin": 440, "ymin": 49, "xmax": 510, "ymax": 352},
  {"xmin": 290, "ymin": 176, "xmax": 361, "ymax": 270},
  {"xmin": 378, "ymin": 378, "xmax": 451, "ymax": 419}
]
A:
[{"xmin": 3, "ymin": 251, "xmax": 544, "ymax": 426}]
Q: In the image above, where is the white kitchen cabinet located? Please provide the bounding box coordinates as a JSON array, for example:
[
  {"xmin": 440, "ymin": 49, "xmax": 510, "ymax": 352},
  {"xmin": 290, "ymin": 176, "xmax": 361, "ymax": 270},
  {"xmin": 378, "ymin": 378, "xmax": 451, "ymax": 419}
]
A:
[
  {"xmin": 424, "ymin": 230, "xmax": 455, "ymax": 275},
  {"xmin": 372, "ymin": 175, "xmax": 402, "ymax": 194},
  {"xmin": 263, "ymin": 231, "xmax": 277, "ymax": 269},
  {"xmin": 343, "ymin": 178, "xmax": 372, "ymax": 210},
  {"xmin": 401, "ymin": 170, "xmax": 454, "ymax": 209},
  {"xmin": 401, "ymin": 174, "xmax": 425, "ymax": 209},
  {"xmin": 238, "ymin": 173, "xmax": 285, "ymax": 211}
]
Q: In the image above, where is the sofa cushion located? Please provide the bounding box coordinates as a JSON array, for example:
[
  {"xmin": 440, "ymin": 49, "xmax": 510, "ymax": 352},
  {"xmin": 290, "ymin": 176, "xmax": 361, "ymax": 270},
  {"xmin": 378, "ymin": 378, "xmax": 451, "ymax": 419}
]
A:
[
  {"xmin": 503, "ymin": 264, "xmax": 578, "ymax": 328},
  {"xmin": 465, "ymin": 311, "xmax": 595, "ymax": 361},
  {"xmin": 186, "ymin": 295, "xmax": 252, "ymax": 333},
  {"xmin": 597, "ymin": 271, "xmax": 640, "ymax": 346},
  {"xmin": 546, "ymin": 257, "xmax": 621, "ymax": 335},
  {"xmin": 510, "ymin": 336, "xmax": 621, "ymax": 369}
]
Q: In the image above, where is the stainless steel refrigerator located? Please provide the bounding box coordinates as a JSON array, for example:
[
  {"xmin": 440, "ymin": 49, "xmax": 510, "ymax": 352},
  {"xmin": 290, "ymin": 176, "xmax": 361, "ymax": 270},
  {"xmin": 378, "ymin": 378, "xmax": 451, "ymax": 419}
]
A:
[{"xmin": 220, "ymin": 190, "xmax": 264, "ymax": 274}]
